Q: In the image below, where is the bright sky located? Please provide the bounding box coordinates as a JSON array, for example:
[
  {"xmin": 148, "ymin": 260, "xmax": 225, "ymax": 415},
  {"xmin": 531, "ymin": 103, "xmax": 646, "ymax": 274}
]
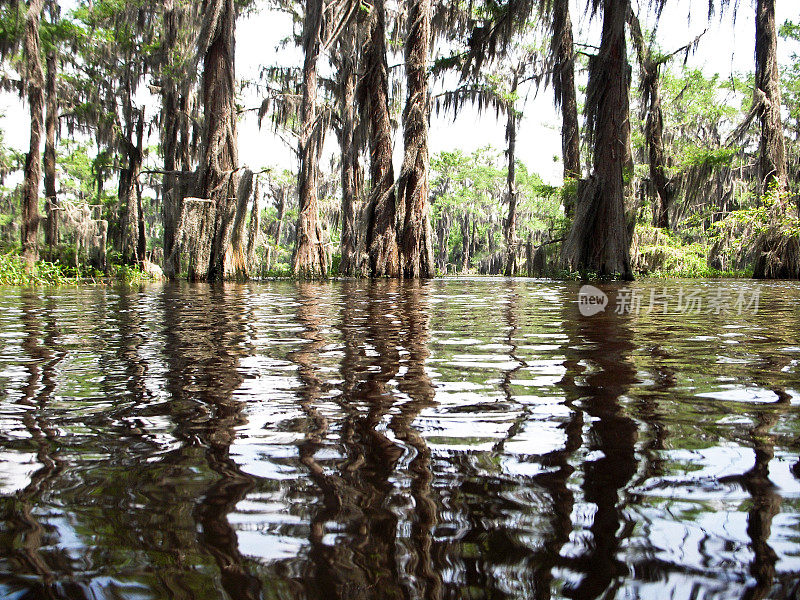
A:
[{"xmin": 1, "ymin": 0, "xmax": 797, "ymax": 188}]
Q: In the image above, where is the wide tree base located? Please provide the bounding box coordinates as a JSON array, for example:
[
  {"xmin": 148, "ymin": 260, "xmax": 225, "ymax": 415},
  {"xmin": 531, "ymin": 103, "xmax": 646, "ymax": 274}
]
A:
[
  {"xmin": 292, "ymin": 239, "xmax": 329, "ymax": 280},
  {"xmin": 753, "ymin": 228, "xmax": 800, "ymax": 279},
  {"xmin": 562, "ymin": 177, "xmax": 634, "ymax": 281},
  {"xmin": 369, "ymin": 231, "xmax": 400, "ymax": 278}
]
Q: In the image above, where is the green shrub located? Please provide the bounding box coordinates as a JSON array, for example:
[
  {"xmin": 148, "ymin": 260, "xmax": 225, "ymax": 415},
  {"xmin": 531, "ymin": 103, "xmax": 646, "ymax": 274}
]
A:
[{"xmin": 0, "ymin": 253, "xmax": 69, "ymax": 286}]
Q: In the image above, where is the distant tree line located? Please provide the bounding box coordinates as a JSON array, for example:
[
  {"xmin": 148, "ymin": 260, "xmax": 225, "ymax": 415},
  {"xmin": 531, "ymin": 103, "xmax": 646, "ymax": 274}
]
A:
[{"xmin": 0, "ymin": 0, "xmax": 797, "ymax": 280}]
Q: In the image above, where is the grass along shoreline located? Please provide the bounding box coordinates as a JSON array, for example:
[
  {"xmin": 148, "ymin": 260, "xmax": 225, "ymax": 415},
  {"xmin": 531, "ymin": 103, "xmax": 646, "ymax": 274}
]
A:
[{"xmin": 0, "ymin": 253, "xmax": 163, "ymax": 286}]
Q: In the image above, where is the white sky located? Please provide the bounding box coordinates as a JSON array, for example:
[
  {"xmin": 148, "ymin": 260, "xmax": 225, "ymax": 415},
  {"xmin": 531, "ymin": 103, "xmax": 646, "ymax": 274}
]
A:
[{"xmin": 1, "ymin": 0, "xmax": 797, "ymax": 188}]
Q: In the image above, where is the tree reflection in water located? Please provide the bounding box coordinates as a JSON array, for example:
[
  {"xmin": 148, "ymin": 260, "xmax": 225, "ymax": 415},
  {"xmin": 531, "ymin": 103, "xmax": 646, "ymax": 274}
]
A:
[
  {"xmin": 0, "ymin": 292, "xmax": 66, "ymax": 598},
  {"xmin": 725, "ymin": 392, "xmax": 788, "ymax": 600},
  {"xmin": 0, "ymin": 281, "xmax": 799, "ymax": 599},
  {"xmin": 491, "ymin": 283, "xmax": 584, "ymax": 599},
  {"xmin": 390, "ymin": 281, "xmax": 441, "ymax": 600},
  {"xmin": 289, "ymin": 280, "xmax": 441, "ymax": 599},
  {"xmin": 159, "ymin": 284, "xmax": 262, "ymax": 599},
  {"xmin": 560, "ymin": 293, "xmax": 639, "ymax": 600}
]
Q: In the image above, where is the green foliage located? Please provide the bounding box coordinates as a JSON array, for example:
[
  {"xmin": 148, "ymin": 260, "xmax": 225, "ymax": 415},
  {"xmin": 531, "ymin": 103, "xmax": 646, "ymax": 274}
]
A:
[
  {"xmin": 780, "ymin": 20, "xmax": 800, "ymax": 140},
  {"xmin": 632, "ymin": 225, "xmax": 750, "ymax": 279},
  {"xmin": 780, "ymin": 20, "xmax": 800, "ymax": 40},
  {"xmin": 709, "ymin": 184, "xmax": 800, "ymax": 242},
  {"xmin": 110, "ymin": 263, "xmax": 159, "ymax": 283},
  {"xmin": 430, "ymin": 147, "xmax": 565, "ymax": 272},
  {"xmin": 431, "ymin": 147, "xmax": 503, "ymax": 270},
  {"xmin": 664, "ymin": 69, "xmax": 738, "ymax": 122},
  {"xmin": 0, "ymin": 254, "xmax": 69, "ymax": 286},
  {"xmin": 59, "ymin": 140, "xmax": 98, "ymax": 201},
  {"xmin": 40, "ymin": 11, "xmax": 82, "ymax": 54},
  {"xmin": 0, "ymin": 246, "xmax": 167, "ymax": 286},
  {"xmin": 0, "ymin": 4, "xmax": 23, "ymax": 57},
  {"xmin": 514, "ymin": 161, "xmax": 564, "ymax": 233},
  {"xmin": 644, "ymin": 266, "xmax": 753, "ymax": 279},
  {"xmin": 656, "ymin": 67, "xmax": 744, "ymax": 177},
  {"xmin": 675, "ymin": 146, "xmax": 737, "ymax": 171},
  {"xmin": 330, "ymin": 252, "xmax": 341, "ymax": 276},
  {"xmin": 261, "ymin": 265, "xmax": 293, "ymax": 278}
]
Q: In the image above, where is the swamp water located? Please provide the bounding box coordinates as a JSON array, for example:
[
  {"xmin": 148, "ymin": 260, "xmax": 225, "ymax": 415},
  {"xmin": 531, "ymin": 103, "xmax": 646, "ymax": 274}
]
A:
[{"xmin": 0, "ymin": 278, "xmax": 799, "ymax": 599}]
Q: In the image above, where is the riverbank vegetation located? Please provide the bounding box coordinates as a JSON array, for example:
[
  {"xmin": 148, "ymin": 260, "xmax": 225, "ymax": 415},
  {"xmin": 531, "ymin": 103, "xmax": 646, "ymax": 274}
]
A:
[{"xmin": 0, "ymin": 0, "xmax": 797, "ymax": 282}]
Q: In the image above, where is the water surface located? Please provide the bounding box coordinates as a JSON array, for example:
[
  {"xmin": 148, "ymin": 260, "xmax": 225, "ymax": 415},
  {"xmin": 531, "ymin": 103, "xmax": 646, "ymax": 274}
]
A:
[{"xmin": 0, "ymin": 278, "xmax": 799, "ymax": 599}]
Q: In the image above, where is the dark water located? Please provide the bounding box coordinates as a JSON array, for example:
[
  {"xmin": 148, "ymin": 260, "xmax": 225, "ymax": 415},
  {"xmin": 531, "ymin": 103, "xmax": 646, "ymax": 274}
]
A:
[{"xmin": 0, "ymin": 279, "xmax": 799, "ymax": 600}]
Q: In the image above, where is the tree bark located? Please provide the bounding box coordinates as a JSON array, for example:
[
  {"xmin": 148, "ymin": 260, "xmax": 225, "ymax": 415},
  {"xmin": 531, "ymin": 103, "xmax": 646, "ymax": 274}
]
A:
[
  {"xmin": 43, "ymin": 50, "xmax": 58, "ymax": 249},
  {"xmin": 755, "ymin": 0, "xmax": 787, "ymax": 194},
  {"xmin": 275, "ymin": 187, "xmax": 286, "ymax": 248},
  {"xmin": 752, "ymin": 0, "xmax": 796, "ymax": 279},
  {"xmin": 21, "ymin": 0, "xmax": 46, "ymax": 268},
  {"xmin": 628, "ymin": 11, "xmax": 671, "ymax": 229},
  {"xmin": 338, "ymin": 32, "xmax": 359, "ymax": 276},
  {"xmin": 525, "ymin": 235, "xmax": 533, "ymax": 276},
  {"xmin": 136, "ymin": 176, "xmax": 146, "ymax": 263},
  {"xmin": 471, "ymin": 217, "xmax": 477, "ymax": 258},
  {"xmin": 645, "ymin": 74, "xmax": 670, "ymax": 229},
  {"xmin": 563, "ymin": 0, "xmax": 633, "ymax": 280},
  {"xmin": 503, "ymin": 75, "xmax": 519, "ymax": 276},
  {"xmin": 224, "ymin": 169, "xmax": 254, "ymax": 279},
  {"xmin": 436, "ymin": 210, "xmax": 448, "ymax": 273},
  {"xmin": 554, "ymin": 0, "xmax": 581, "ymax": 218},
  {"xmin": 178, "ymin": 198, "xmax": 217, "ymax": 281},
  {"xmin": 293, "ymin": 0, "xmax": 329, "ymax": 278},
  {"xmin": 271, "ymin": 186, "xmax": 286, "ymax": 271},
  {"xmin": 246, "ymin": 174, "xmax": 260, "ymax": 266},
  {"xmin": 161, "ymin": 0, "xmax": 181, "ymax": 277},
  {"xmin": 197, "ymin": 0, "xmax": 241, "ymax": 281},
  {"xmin": 396, "ymin": 0, "xmax": 435, "ymax": 278},
  {"xmin": 461, "ymin": 212, "xmax": 470, "ymax": 273},
  {"xmin": 361, "ymin": 0, "xmax": 399, "ymax": 277},
  {"xmin": 120, "ymin": 110, "xmax": 145, "ymax": 267}
]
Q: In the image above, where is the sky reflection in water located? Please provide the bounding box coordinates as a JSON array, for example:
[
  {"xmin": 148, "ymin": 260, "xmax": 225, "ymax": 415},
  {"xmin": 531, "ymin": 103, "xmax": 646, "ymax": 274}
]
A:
[{"xmin": 0, "ymin": 278, "xmax": 799, "ymax": 599}]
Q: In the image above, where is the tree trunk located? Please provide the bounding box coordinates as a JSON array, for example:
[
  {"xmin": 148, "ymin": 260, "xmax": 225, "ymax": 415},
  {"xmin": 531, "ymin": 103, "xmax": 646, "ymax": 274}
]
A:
[
  {"xmin": 436, "ymin": 210, "xmax": 448, "ymax": 273},
  {"xmin": 275, "ymin": 187, "xmax": 286, "ymax": 247},
  {"xmin": 178, "ymin": 198, "xmax": 217, "ymax": 280},
  {"xmin": 471, "ymin": 217, "xmax": 477, "ymax": 258},
  {"xmin": 136, "ymin": 178, "xmax": 146, "ymax": 263},
  {"xmin": 503, "ymin": 75, "xmax": 519, "ymax": 276},
  {"xmin": 752, "ymin": 0, "xmax": 796, "ymax": 279},
  {"xmin": 339, "ymin": 34, "xmax": 359, "ymax": 276},
  {"xmin": 562, "ymin": 0, "xmax": 633, "ymax": 280},
  {"xmin": 461, "ymin": 213, "xmax": 470, "ymax": 273},
  {"xmin": 271, "ymin": 187, "xmax": 286, "ymax": 271},
  {"xmin": 162, "ymin": 0, "xmax": 181, "ymax": 277},
  {"xmin": 197, "ymin": 0, "xmax": 240, "ymax": 281},
  {"xmin": 628, "ymin": 11, "xmax": 671, "ymax": 230},
  {"xmin": 43, "ymin": 50, "xmax": 58, "ymax": 250},
  {"xmin": 554, "ymin": 0, "xmax": 581, "ymax": 218},
  {"xmin": 95, "ymin": 161, "xmax": 103, "ymax": 201},
  {"xmin": 21, "ymin": 0, "xmax": 45, "ymax": 268},
  {"xmin": 120, "ymin": 110, "xmax": 145, "ymax": 267},
  {"xmin": 645, "ymin": 73, "xmax": 670, "ymax": 229},
  {"xmin": 396, "ymin": 0, "xmax": 434, "ymax": 278},
  {"xmin": 246, "ymin": 175, "xmax": 260, "ymax": 266},
  {"xmin": 361, "ymin": 0, "xmax": 399, "ymax": 277},
  {"xmin": 755, "ymin": 0, "xmax": 787, "ymax": 194},
  {"xmin": 525, "ymin": 235, "xmax": 533, "ymax": 277},
  {"xmin": 224, "ymin": 169, "xmax": 254, "ymax": 279},
  {"xmin": 293, "ymin": 0, "xmax": 328, "ymax": 278}
]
